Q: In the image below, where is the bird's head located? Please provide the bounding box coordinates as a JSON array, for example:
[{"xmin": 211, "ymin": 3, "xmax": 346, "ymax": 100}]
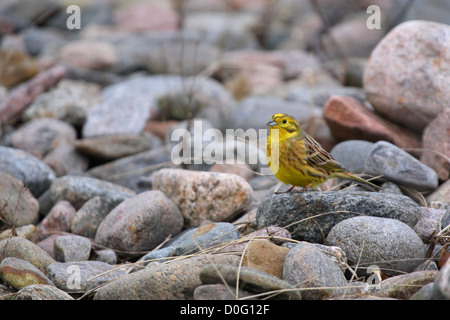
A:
[{"xmin": 267, "ymin": 113, "xmax": 303, "ymax": 139}]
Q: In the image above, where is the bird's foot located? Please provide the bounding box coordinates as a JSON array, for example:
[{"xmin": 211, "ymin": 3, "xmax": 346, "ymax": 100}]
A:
[{"xmin": 275, "ymin": 183, "xmax": 313, "ymax": 194}]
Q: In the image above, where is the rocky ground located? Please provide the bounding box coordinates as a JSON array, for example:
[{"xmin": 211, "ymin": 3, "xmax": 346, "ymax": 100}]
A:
[{"xmin": 0, "ymin": 0, "xmax": 449, "ymax": 301}]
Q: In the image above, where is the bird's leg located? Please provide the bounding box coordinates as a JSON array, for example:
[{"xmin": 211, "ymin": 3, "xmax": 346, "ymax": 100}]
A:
[
  {"xmin": 290, "ymin": 182, "xmax": 314, "ymax": 193},
  {"xmin": 275, "ymin": 185, "xmax": 296, "ymax": 194},
  {"xmin": 275, "ymin": 183, "xmax": 315, "ymax": 195}
]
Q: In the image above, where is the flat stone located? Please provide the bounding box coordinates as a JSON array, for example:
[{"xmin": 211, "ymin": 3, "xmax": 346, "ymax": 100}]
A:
[
  {"xmin": 256, "ymin": 191, "xmax": 421, "ymax": 243},
  {"xmin": 37, "ymin": 175, "xmax": 135, "ymax": 215},
  {"xmin": 140, "ymin": 222, "xmax": 239, "ymax": 264},
  {"xmin": 47, "ymin": 261, "xmax": 127, "ymax": 293},
  {"xmin": 94, "ymin": 254, "xmax": 241, "ymax": 300},
  {"xmin": 0, "ymin": 257, "xmax": 54, "ymax": 290},
  {"xmin": 364, "ymin": 141, "xmax": 439, "ymax": 191},
  {"xmin": 0, "ymin": 237, "xmax": 55, "ymax": 274},
  {"xmin": 323, "ymin": 95, "xmax": 421, "ymax": 149},
  {"xmin": 0, "ymin": 284, "xmax": 74, "ymax": 300}
]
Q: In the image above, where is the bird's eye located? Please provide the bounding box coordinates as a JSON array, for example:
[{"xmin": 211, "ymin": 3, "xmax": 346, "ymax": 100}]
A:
[{"xmin": 282, "ymin": 119, "xmax": 287, "ymax": 124}]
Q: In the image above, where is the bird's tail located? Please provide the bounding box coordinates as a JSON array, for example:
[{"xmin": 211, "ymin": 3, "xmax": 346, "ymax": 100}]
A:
[{"xmin": 335, "ymin": 172, "xmax": 382, "ymax": 191}]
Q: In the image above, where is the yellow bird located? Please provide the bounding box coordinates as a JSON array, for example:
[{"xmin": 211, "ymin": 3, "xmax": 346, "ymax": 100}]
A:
[{"xmin": 266, "ymin": 113, "xmax": 381, "ymax": 193}]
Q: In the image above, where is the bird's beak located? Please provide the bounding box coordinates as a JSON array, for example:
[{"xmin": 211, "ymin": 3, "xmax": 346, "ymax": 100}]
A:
[{"xmin": 267, "ymin": 120, "xmax": 277, "ymax": 126}]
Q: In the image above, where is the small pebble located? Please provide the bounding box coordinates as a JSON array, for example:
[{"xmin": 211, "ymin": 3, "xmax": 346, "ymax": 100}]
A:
[
  {"xmin": 54, "ymin": 235, "xmax": 92, "ymax": 262},
  {"xmin": 36, "ymin": 200, "xmax": 77, "ymax": 240},
  {"xmin": 242, "ymin": 239, "xmax": 290, "ymax": 278}
]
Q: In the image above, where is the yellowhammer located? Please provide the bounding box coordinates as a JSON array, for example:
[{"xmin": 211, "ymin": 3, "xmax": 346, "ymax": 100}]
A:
[{"xmin": 266, "ymin": 113, "xmax": 381, "ymax": 193}]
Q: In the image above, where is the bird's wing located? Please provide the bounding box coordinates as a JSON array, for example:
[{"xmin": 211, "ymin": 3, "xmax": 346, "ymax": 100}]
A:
[{"xmin": 302, "ymin": 133, "xmax": 346, "ymax": 172}]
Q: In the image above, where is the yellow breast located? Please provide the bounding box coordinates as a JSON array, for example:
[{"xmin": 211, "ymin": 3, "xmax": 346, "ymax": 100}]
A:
[{"xmin": 266, "ymin": 131, "xmax": 326, "ymax": 188}]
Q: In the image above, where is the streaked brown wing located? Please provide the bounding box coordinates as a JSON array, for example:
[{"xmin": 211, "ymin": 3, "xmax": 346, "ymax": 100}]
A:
[{"xmin": 302, "ymin": 133, "xmax": 346, "ymax": 172}]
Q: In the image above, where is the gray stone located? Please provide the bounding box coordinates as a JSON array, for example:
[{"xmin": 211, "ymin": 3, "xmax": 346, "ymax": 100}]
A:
[
  {"xmin": 414, "ymin": 207, "xmax": 446, "ymax": 240},
  {"xmin": 199, "ymin": 264, "xmax": 301, "ymax": 300},
  {"xmin": 184, "ymin": 12, "xmax": 259, "ymax": 50},
  {"xmin": 75, "ymin": 132, "xmax": 160, "ymax": 160},
  {"xmin": 70, "ymin": 196, "xmax": 124, "ymax": 238},
  {"xmin": 282, "ymin": 241, "xmax": 348, "ymax": 273},
  {"xmin": 431, "ymin": 258, "xmax": 450, "ymax": 300},
  {"xmin": 364, "ymin": 141, "xmax": 438, "ymax": 191},
  {"xmin": 43, "ymin": 143, "xmax": 89, "ymax": 177},
  {"xmin": 10, "ymin": 117, "xmax": 77, "ymax": 159},
  {"xmin": 94, "ymin": 249, "xmax": 117, "ymax": 265},
  {"xmin": 94, "ymin": 190, "xmax": 184, "ymax": 254},
  {"xmin": 0, "ymin": 237, "xmax": 55, "ymax": 274},
  {"xmin": 87, "ymin": 145, "xmax": 170, "ymax": 191},
  {"xmin": 326, "ymin": 216, "xmax": 426, "ymax": 275},
  {"xmin": 0, "ymin": 284, "xmax": 74, "ymax": 300},
  {"xmin": 282, "ymin": 243, "xmax": 348, "ymax": 299},
  {"xmin": 22, "ymin": 79, "xmax": 101, "ymax": 127},
  {"xmin": 140, "ymin": 222, "xmax": 239, "ymax": 264},
  {"xmin": 94, "ymin": 254, "xmax": 240, "ymax": 300},
  {"xmin": 0, "ymin": 146, "xmax": 55, "ymax": 197},
  {"xmin": 143, "ymin": 37, "xmax": 220, "ymax": 76},
  {"xmin": 193, "ymin": 284, "xmax": 256, "ymax": 300},
  {"xmin": 380, "ymin": 182, "xmax": 403, "ymax": 195},
  {"xmin": 286, "ymin": 85, "xmax": 367, "ymax": 108},
  {"xmin": 256, "ymin": 191, "xmax": 421, "ymax": 243},
  {"xmin": 226, "ymin": 96, "xmax": 321, "ymax": 132},
  {"xmin": 37, "ymin": 175, "xmax": 135, "ymax": 215},
  {"xmin": 330, "ymin": 140, "xmax": 374, "ymax": 174},
  {"xmin": 0, "ymin": 172, "xmax": 39, "ymax": 227},
  {"xmin": 377, "ymin": 270, "xmax": 438, "ymax": 299},
  {"xmin": 82, "ymin": 75, "xmax": 233, "ymax": 137},
  {"xmin": 54, "ymin": 235, "xmax": 92, "ymax": 262},
  {"xmin": 409, "ymin": 282, "xmax": 434, "ymax": 300},
  {"xmin": 47, "ymin": 261, "xmax": 126, "ymax": 293}
]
